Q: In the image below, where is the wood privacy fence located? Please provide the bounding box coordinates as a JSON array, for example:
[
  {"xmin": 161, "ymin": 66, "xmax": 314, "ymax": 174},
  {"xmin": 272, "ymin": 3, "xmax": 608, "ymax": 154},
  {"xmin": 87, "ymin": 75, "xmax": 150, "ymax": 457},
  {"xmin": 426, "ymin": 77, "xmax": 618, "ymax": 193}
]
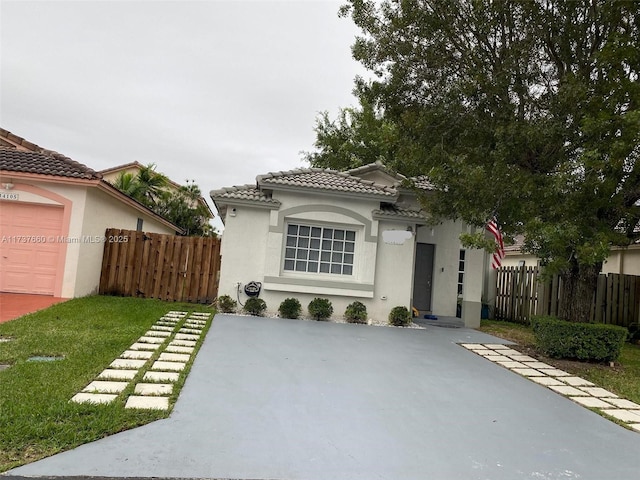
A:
[
  {"xmin": 495, "ymin": 266, "xmax": 640, "ymax": 327},
  {"xmin": 99, "ymin": 228, "xmax": 221, "ymax": 303}
]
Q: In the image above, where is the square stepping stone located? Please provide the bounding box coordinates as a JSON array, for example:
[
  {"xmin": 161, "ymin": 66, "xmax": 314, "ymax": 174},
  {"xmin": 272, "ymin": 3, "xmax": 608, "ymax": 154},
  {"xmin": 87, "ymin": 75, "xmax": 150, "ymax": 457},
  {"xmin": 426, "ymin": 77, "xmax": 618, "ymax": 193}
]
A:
[
  {"xmin": 548, "ymin": 385, "xmax": 589, "ymax": 396},
  {"xmin": 175, "ymin": 333, "xmax": 200, "ymax": 341},
  {"xmin": 520, "ymin": 361, "xmax": 553, "ymax": 369},
  {"xmin": 144, "ymin": 330, "xmax": 171, "ymax": 338},
  {"xmin": 484, "ymin": 355, "xmax": 510, "ymax": 362},
  {"xmin": 129, "ymin": 342, "xmax": 161, "ymax": 351},
  {"xmin": 511, "ymin": 368, "xmax": 546, "ymax": 377},
  {"xmin": 159, "ymin": 352, "xmax": 191, "ymax": 362},
  {"xmin": 71, "ymin": 393, "xmax": 117, "ymax": 404},
  {"xmin": 560, "ymin": 377, "xmax": 594, "ymax": 387},
  {"xmin": 580, "ymin": 387, "xmax": 618, "ymax": 398},
  {"xmin": 110, "ymin": 359, "xmax": 147, "ymax": 369},
  {"xmin": 508, "ymin": 355, "xmax": 538, "ymax": 362},
  {"xmin": 97, "ymin": 369, "xmax": 137, "ymax": 380},
  {"xmin": 151, "ymin": 361, "xmax": 186, "ymax": 372},
  {"xmin": 151, "ymin": 325, "xmax": 175, "ymax": 332},
  {"xmin": 144, "ymin": 371, "xmax": 180, "ymax": 382},
  {"xmin": 134, "ymin": 383, "xmax": 173, "ymax": 395},
  {"xmin": 530, "ymin": 376, "xmax": 566, "ymax": 386},
  {"xmin": 538, "ymin": 368, "xmax": 571, "ymax": 377},
  {"xmin": 495, "ymin": 348, "xmax": 521, "ymax": 356},
  {"xmin": 165, "ymin": 345, "xmax": 194, "ymax": 354},
  {"xmin": 483, "ymin": 344, "xmax": 510, "ymax": 350},
  {"xmin": 495, "ymin": 361, "xmax": 527, "ymax": 369},
  {"xmin": 121, "ymin": 350, "xmax": 153, "ymax": 360},
  {"xmin": 179, "ymin": 328, "xmax": 202, "ymax": 335},
  {"xmin": 170, "ymin": 340, "xmax": 197, "ymax": 347},
  {"xmin": 476, "ymin": 350, "xmax": 504, "ymax": 357},
  {"xmin": 138, "ymin": 336, "xmax": 165, "ymax": 344},
  {"xmin": 630, "ymin": 424, "xmax": 640, "ymax": 433},
  {"xmin": 570, "ymin": 396, "xmax": 617, "ymax": 409},
  {"xmin": 601, "ymin": 409, "xmax": 640, "ymax": 423},
  {"xmin": 83, "ymin": 381, "xmax": 128, "ymax": 393},
  {"xmin": 125, "ymin": 396, "xmax": 170, "ymax": 410},
  {"xmin": 604, "ymin": 398, "xmax": 640, "ymax": 409}
]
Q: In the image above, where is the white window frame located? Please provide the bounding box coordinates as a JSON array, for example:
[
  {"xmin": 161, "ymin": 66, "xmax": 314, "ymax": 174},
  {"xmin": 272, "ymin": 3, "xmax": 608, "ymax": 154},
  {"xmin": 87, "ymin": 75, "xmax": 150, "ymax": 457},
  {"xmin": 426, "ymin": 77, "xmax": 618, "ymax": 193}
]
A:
[{"xmin": 283, "ymin": 223, "xmax": 356, "ymax": 276}]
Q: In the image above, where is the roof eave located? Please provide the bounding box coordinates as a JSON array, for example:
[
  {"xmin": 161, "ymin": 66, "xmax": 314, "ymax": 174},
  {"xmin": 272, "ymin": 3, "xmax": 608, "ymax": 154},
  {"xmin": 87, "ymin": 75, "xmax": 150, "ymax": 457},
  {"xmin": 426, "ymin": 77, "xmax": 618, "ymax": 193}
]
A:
[{"xmin": 257, "ymin": 182, "xmax": 399, "ymax": 202}]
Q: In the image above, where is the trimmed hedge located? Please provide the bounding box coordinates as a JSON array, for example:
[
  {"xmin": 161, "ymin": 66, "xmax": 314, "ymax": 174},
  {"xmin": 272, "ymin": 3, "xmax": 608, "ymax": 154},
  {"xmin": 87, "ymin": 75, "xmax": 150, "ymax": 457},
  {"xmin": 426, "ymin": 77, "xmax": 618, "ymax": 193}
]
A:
[
  {"xmin": 278, "ymin": 298, "xmax": 302, "ymax": 319},
  {"xmin": 531, "ymin": 316, "xmax": 627, "ymax": 362},
  {"xmin": 243, "ymin": 297, "xmax": 267, "ymax": 316},
  {"xmin": 344, "ymin": 301, "xmax": 368, "ymax": 324},
  {"xmin": 388, "ymin": 306, "xmax": 411, "ymax": 327},
  {"xmin": 308, "ymin": 298, "xmax": 333, "ymax": 321}
]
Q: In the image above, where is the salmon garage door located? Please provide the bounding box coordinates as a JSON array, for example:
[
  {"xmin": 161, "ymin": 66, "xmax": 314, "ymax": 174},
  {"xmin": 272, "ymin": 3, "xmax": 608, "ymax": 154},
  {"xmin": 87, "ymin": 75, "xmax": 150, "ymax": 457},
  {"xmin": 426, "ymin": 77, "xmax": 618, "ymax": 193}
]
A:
[{"xmin": 0, "ymin": 202, "xmax": 64, "ymax": 295}]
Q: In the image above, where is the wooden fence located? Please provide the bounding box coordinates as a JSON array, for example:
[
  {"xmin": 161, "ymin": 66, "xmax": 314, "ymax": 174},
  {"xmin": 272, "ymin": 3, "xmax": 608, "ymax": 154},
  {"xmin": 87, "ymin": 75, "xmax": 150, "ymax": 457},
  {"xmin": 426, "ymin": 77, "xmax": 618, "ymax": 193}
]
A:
[
  {"xmin": 99, "ymin": 228, "xmax": 221, "ymax": 303},
  {"xmin": 495, "ymin": 266, "xmax": 640, "ymax": 327}
]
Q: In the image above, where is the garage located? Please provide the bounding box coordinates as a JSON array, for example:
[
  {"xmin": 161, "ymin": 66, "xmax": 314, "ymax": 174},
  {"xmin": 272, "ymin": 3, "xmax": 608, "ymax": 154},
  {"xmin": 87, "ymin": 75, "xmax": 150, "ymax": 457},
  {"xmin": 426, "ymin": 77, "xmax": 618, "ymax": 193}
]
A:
[{"xmin": 0, "ymin": 202, "xmax": 65, "ymax": 295}]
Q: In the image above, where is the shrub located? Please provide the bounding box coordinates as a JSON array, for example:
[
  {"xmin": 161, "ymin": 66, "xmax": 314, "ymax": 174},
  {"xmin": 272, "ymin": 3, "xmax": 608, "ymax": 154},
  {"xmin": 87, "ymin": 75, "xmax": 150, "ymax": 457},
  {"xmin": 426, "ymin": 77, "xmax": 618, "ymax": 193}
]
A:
[
  {"xmin": 243, "ymin": 298, "xmax": 267, "ymax": 316},
  {"xmin": 216, "ymin": 295, "xmax": 237, "ymax": 313},
  {"xmin": 531, "ymin": 315, "xmax": 627, "ymax": 362},
  {"xmin": 278, "ymin": 298, "xmax": 302, "ymax": 319},
  {"xmin": 344, "ymin": 301, "xmax": 368, "ymax": 324},
  {"xmin": 389, "ymin": 306, "xmax": 411, "ymax": 327},
  {"xmin": 628, "ymin": 323, "xmax": 640, "ymax": 344},
  {"xmin": 308, "ymin": 298, "xmax": 333, "ymax": 321}
]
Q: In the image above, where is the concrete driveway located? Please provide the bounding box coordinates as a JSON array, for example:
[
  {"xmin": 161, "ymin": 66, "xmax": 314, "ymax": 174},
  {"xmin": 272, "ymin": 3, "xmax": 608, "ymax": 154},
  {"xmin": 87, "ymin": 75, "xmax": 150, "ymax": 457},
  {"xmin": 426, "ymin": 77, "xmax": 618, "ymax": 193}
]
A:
[{"xmin": 7, "ymin": 314, "xmax": 640, "ymax": 480}]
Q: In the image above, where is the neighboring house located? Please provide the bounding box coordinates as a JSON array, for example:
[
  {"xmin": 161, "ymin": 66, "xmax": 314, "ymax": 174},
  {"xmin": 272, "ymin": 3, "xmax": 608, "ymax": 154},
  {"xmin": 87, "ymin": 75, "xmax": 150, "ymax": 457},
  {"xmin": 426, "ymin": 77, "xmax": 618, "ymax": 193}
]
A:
[
  {"xmin": 0, "ymin": 128, "xmax": 181, "ymax": 299},
  {"xmin": 211, "ymin": 161, "xmax": 488, "ymax": 327},
  {"xmin": 100, "ymin": 161, "xmax": 214, "ymax": 219},
  {"xmin": 502, "ymin": 235, "xmax": 640, "ymax": 276}
]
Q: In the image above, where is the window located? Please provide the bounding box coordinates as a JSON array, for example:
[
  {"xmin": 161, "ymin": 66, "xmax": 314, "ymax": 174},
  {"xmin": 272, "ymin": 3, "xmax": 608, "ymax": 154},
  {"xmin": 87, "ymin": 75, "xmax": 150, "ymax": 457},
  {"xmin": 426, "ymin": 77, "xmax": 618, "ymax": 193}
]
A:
[
  {"xmin": 457, "ymin": 249, "xmax": 465, "ymax": 295},
  {"xmin": 284, "ymin": 224, "xmax": 355, "ymax": 275}
]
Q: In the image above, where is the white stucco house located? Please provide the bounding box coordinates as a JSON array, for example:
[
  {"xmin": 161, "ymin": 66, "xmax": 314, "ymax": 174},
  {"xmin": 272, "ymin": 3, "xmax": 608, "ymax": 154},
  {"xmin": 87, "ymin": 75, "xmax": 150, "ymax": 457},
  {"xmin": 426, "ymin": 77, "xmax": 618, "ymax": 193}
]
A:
[
  {"xmin": 211, "ymin": 162, "xmax": 487, "ymax": 327},
  {"xmin": 0, "ymin": 128, "xmax": 180, "ymax": 299}
]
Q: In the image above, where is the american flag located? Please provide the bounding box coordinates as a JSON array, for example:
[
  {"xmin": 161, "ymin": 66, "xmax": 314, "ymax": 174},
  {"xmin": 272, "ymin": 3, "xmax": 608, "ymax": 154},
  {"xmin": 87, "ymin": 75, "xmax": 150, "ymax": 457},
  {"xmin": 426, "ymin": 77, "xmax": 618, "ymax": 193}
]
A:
[{"xmin": 486, "ymin": 216, "xmax": 505, "ymax": 269}]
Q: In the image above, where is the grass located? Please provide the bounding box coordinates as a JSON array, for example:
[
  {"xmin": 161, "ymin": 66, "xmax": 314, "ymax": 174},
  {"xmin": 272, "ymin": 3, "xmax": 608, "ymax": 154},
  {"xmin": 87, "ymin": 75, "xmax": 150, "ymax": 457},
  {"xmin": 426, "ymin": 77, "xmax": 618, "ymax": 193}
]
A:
[
  {"xmin": 0, "ymin": 295, "xmax": 215, "ymax": 473},
  {"xmin": 479, "ymin": 319, "xmax": 640, "ymax": 405}
]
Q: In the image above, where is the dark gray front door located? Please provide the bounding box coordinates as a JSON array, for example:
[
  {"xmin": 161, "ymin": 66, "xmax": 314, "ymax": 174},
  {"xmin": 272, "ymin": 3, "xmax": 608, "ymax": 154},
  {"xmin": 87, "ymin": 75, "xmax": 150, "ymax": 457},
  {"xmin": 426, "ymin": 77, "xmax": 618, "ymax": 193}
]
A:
[{"xmin": 413, "ymin": 243, "xmax": 435, "ymax": 312}]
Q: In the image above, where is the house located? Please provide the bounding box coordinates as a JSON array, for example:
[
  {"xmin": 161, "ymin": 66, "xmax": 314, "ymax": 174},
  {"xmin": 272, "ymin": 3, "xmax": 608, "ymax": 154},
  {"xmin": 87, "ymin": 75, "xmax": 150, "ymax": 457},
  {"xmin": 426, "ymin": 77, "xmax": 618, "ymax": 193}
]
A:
[
  {"xmin": 502, "ymin": 235, "xmax": 640, "ymax": 276},
  {"xmin": 100, "ymin": 161, "xmax": 214, "ymax": 219},
  {"xmin": 0, "ymin": 128, "xmax": 181, "ymax": 299},
  {"xmin": 210, "ymin": 161, "xmax": 487, "ymax": 327}
]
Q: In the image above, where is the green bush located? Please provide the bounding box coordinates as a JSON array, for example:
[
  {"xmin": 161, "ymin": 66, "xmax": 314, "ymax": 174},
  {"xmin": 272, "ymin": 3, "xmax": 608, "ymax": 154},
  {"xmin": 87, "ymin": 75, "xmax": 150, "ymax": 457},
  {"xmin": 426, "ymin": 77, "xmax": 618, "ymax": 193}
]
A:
[
  {"xmin": 278, "ymin": 298, "xmax": 302, "ymax": 319},
  {"xmin": 216, "ymin": 295, "xmax": 237, "ymax": 313},
  {"xmin": 344, "ymin": 301, "xmax": 368, "ymax": 324},
  {"xmin": 531, "ymin": 316, "xmax": 628, "ymax": 362},
  {"xmin": 389, "ymin": 306, "xmax": 411, "ymax": 327},
  {"xmin": 628, "ymin": 323, "xmax": 640, "ymax": 344},
  {"xmin": 243, "ymin": 298, "xmax": 267, "ymax": 316},
  {"xmin": 308, "ymin": 298, "xmax": 333, "ymax": 321}
]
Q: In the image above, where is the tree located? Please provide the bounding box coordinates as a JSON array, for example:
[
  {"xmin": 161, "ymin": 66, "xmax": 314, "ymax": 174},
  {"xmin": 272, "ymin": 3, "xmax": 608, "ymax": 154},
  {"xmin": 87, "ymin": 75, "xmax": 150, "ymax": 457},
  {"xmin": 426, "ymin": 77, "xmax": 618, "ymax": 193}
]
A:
[
  {"xmin": 322, "ymin": 0, "xmax": 640, "ymax": 322},
  {"xmin": 303, "ymin": 97, "xmax": 400, "ymax": 171},
  {"xmin": 155, "ymin": 180, "xmax": 215, "ymax": 237}
]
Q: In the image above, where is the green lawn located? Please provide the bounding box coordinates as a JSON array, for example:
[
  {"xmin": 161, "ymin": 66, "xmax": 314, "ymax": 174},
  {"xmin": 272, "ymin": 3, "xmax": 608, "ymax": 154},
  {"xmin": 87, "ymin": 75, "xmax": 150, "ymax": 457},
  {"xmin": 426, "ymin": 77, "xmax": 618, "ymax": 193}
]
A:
[
  {"xmin": 479, "ymin": 319, "xmax": 640, "ymax": 405},
  {"xmin": 0, "ymin": 295, "xmax": 215, "ymax": 472}
]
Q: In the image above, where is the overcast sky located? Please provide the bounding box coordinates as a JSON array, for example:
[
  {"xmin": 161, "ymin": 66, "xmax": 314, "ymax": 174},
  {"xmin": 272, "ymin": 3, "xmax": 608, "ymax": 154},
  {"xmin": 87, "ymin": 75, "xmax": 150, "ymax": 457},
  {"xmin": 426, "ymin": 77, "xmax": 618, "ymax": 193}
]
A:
[{"xmin": 1, "ymin": 0, "xmax": 367, "ymax": 226}]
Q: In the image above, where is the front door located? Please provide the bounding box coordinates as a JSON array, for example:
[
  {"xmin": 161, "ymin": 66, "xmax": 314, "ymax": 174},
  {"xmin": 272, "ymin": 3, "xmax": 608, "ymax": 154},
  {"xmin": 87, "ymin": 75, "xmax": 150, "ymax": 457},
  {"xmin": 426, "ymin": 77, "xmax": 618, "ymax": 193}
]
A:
[{"xmin": 412, "ymin": 243, "xmax": 435, "ymax": 313}]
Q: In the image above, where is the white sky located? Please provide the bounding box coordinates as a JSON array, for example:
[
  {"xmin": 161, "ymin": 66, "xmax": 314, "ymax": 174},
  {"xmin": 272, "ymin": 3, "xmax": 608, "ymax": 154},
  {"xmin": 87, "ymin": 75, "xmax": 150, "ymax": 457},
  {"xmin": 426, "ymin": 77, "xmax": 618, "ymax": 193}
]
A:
[{"xmin": 0, "ymin": 0, "xmax": 367, "ymax": 228}]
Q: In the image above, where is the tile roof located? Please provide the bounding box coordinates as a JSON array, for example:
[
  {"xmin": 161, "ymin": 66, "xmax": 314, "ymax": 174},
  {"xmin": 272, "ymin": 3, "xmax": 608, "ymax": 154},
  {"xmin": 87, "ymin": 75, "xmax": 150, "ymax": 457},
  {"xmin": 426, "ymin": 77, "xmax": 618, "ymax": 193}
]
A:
[
  {"xmin": 0, "ymin": 147, "xmax": 101, "ymax": 180},
  {"xmin": 257, "ymin": 168, "xmax": 397, "ymax": 197},
  {"xmin": 373, "ymin": 205, "xmax": 428, "ymax": 221},
  {"xmin": 210, "ymin": 184, "xmax": 281, "ymax": 206},
  {"xmin": 411, "ymin": 175, "xmax": 435, "ymax": 190}
]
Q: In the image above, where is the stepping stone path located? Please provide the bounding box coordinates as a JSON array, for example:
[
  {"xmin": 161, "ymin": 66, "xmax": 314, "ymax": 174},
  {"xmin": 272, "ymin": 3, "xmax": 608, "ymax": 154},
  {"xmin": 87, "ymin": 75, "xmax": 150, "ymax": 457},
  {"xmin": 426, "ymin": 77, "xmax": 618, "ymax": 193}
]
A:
[
  {"xmin": 461, "ymin": 343, "xmax": 640, "ymax": 433},
  {"xmin": 71, "ymin": 311, "xmax": 211, "ymax": 410}
]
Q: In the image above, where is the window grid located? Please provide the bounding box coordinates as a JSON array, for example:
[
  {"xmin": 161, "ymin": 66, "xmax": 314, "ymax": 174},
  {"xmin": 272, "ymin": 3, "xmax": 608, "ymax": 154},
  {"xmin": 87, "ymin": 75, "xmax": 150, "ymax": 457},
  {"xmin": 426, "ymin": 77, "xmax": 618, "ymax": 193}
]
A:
[
  {"xmin": 284, "ymin": 224, "xmax": 355, "ymax": 275},
  {"xmin": 457, "ymin": 249, "xmax": 465, "ymax": 296}
]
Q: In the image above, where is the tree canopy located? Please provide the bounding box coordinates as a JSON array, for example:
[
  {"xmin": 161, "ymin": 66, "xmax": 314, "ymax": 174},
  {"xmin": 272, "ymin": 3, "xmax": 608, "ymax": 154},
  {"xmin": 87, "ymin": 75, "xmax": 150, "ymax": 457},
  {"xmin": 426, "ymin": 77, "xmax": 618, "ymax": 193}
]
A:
[
  {"xmin": 112, "ymin": 164, "xmax": 214, "ymax": 237},
  {"xmin": 308, "ymin": 0, "xmax": 640, "ymax": 321}
]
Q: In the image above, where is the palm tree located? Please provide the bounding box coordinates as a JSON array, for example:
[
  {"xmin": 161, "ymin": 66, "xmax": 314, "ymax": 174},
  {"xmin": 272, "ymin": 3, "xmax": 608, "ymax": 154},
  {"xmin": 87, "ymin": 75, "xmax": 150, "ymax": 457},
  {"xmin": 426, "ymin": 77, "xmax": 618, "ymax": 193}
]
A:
[
  {"xmin": 135, "ymin": 163, "xmax": 169, "ymax": 207},
  {"xmin": 113, "ymin": 172, "xmax": 143, "ymax": 200}
]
